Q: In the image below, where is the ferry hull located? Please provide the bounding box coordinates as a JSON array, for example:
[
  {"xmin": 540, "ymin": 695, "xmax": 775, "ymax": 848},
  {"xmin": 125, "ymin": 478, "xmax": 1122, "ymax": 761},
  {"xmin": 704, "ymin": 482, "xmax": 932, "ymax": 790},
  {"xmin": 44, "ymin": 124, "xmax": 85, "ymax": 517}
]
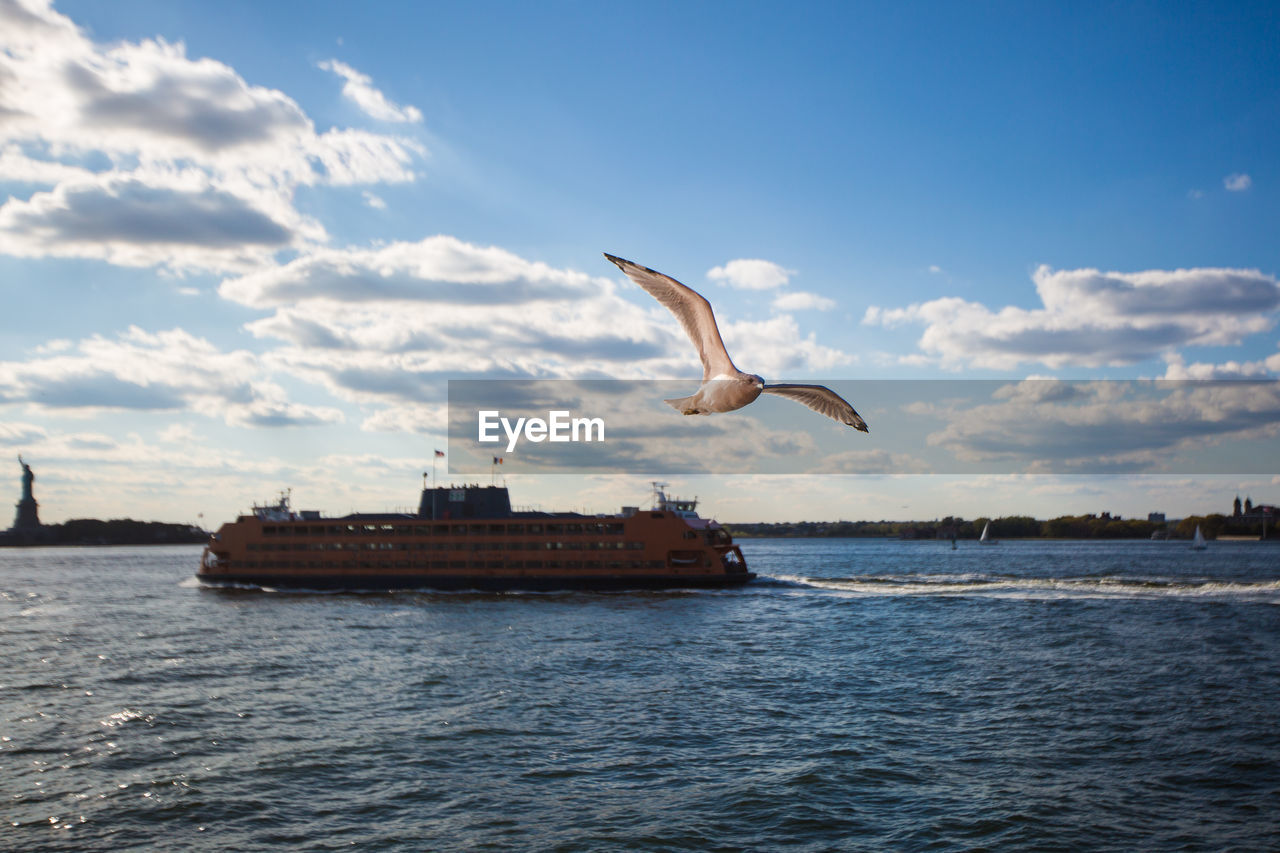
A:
[{"xmin": 196, "ymin": 570, "xmax": 756, "ymax": 592}]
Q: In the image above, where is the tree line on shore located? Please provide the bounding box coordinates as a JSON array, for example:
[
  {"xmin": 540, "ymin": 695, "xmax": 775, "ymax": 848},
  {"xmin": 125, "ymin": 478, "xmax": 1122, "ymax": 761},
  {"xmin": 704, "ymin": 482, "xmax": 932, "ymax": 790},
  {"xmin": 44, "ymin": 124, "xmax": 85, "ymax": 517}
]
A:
[
  {"xmin": 0, "ymin": 518, "xmax": 207, "ymax": 547},
  {"xmin": 725, "ymin": 513, "xmax": 1264, "ymax": 540}
]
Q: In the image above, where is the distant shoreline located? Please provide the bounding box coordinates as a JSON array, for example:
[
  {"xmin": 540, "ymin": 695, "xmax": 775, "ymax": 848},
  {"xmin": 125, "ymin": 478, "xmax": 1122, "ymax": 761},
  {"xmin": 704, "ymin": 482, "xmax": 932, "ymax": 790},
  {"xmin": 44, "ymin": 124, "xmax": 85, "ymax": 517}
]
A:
[
  {"xmin": 725, "ymin": 513, "xmax": 1273, "ymax": 542},
  {"xmin": 0, "ymin": 519, "xmax": 207, "ymax": 548}
]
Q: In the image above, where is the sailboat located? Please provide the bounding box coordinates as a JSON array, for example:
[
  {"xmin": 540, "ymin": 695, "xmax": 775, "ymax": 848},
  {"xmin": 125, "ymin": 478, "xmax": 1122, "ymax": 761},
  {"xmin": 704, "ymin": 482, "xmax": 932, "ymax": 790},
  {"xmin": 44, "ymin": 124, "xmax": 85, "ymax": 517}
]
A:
[
  {"xmin": 1191, "ymin": 525, "xmax": 1207, "ymax": 551},
  {"xmin": 979, "ymin": 521, "xmax": 999, "ymax": 545}
]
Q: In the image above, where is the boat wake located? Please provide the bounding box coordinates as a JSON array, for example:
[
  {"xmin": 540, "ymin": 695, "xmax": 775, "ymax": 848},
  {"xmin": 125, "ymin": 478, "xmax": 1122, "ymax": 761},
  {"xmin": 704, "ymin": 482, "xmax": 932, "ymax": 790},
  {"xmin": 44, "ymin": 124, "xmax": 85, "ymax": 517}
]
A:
[{"xmin": 768, "ymin": 573, "xmax": 1280, "ymax": 602}]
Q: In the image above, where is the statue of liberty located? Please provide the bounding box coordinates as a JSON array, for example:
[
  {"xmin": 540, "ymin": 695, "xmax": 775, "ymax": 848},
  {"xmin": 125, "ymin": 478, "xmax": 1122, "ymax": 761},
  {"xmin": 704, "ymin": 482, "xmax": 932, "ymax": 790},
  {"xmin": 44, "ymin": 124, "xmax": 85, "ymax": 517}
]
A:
[
  {"xmin": 18, "ymin": 455, "xmax": 34, "ymax": 503},
  {"xmin": 11, "ymin": 455, "xmax": 41, "ymax": 533}
]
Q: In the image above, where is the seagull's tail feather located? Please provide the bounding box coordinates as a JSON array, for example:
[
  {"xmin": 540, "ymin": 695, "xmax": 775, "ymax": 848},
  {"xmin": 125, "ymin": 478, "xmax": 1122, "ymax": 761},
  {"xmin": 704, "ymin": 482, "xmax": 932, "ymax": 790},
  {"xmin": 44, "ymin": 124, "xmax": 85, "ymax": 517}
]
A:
[{"xmin": 664, "ymin": 395, "xmax": 705, "ymax": 416}]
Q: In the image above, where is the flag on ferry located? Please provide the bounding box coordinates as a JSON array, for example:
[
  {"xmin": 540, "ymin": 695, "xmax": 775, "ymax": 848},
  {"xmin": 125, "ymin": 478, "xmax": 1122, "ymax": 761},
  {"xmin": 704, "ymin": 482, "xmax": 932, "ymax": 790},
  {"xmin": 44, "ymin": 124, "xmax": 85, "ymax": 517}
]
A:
[
  {"xmin": 434, "ymin": 450, "xmax": 445, "ymax": 458},
  {"xmin": 493, "ymin": 457, "xmax": 503, "ymax": 465}
]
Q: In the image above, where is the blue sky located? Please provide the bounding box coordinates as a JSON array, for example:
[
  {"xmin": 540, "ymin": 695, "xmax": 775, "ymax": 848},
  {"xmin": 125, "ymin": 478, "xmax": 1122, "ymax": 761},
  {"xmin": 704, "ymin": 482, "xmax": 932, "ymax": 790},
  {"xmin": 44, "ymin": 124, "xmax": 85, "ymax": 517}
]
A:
[{"xmin": 1, "ymin": 0, "xmax": 1278, "ymax": 524}]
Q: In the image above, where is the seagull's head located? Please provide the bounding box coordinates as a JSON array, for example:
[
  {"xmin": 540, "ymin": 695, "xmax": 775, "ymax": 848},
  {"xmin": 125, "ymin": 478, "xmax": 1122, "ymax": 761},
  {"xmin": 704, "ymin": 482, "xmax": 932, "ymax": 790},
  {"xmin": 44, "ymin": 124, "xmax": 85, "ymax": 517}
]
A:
[{"xmin": 747, "ymin": 374, "xmax": 765, "ymax": 390}]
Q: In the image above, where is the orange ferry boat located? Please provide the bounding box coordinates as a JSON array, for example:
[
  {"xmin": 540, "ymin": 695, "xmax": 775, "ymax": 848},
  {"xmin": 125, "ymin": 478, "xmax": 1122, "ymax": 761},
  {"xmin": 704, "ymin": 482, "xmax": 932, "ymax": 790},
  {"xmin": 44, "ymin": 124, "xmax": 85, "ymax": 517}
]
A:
[{"xmin": 198, "ymin": 482, "xmax": 754, "ymax": 591}]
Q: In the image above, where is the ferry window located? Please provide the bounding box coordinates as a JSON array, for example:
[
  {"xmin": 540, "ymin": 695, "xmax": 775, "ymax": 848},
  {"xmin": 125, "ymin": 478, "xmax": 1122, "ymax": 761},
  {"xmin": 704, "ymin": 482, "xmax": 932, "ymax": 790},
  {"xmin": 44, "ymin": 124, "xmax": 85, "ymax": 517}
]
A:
[
  {"xmin": 508, "ymin": 524, "xmax": 524, "ymax": 535},
  {"xmin": 607, "ymin": 523, "xmax": 624, "ymax": 534},
  {"xmin": 380, "ymin": 524, "xmax": 396, "ymax": 533},
  {"xmin": 488, "ymin": 524, "xmax": 505, "ymax": 535},
  {"xmin": 362, "ymin": 525, "xmax": 378, "ymax": 535},
  {"xmin": 263, "ymin": 526, "xmax": 277, "ymax": 535},
  {"xmin": 487, "ymin": 560, "xmax": 502, "ymax": 569},
  {"xmin": 628, "ymin": 542, "xmax": 644, "ymax": 550},
  {"xmin": 526, "ymin": 560, "xmax": 542, "ymax": 569},
  {"xmin": 508, "ymin": 560, "xmax": 523, "ymax": 570},
  {"xmin": 527, "ymin": 523, "xmax": 543, "ymax": 534},
  {"xmin": 450, "ymin": 560, "xmax": 466, "ymax": 569},
  {"xmin": 566, "ymin": 560, "xmax": 581, "ymax": 569},
  {"xmin": 546, "ymin": 524, "xmax": 563, "ymax": 534},
  {"xmin": 432, "ymin": 525, "xmax": 450, "ymax": 536},
  {"xmin": 585, "ymin": 561, "xmax": 601, "ymax": 569},
  {"xmin": 683, "ymin": 531, "xmax": 696, "ymax": 540},
  {"xmin": 565, "ymin": 523, "xmax": 583, "ymax": 534},
  {"xmin": 650, "ymin": 512, "xmax": 664, "ymax": 519},
  {"xmin": 566, "ymin": 542, "xmax": 582, "ymax": 550},
  {"xmin": 451, "ymin": 524, "xmax": 468, "ymax": 535}
]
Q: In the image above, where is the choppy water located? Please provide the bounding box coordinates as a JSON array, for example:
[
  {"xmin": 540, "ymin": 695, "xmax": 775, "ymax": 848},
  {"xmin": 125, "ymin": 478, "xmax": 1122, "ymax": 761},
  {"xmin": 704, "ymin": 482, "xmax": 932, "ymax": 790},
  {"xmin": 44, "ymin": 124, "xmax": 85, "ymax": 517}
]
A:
[{"xmin": 3, "ymin": 539, "xmax": 1278, "ymax": 851}]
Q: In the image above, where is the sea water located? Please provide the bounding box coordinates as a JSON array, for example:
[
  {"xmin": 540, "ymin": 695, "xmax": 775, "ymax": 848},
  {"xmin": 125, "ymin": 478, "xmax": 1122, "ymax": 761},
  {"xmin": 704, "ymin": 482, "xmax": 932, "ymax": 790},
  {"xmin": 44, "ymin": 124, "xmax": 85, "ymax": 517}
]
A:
[{"xmin": 2, "ymin": 540, "xmax": 1278, "ymax": 851}]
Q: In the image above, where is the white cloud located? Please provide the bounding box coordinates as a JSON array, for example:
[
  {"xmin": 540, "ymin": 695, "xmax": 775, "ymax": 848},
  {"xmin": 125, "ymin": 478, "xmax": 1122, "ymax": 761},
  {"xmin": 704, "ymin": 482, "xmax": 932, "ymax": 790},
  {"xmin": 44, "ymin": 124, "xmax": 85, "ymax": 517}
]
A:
[
  {"xmin": 720, "ymin": 314, "xmax": 854, "ymax": 377},
  {"xmin": 0, "ymin": 1, "xmax": 424, "ymax": 272},
  {"xmin": 865, "ymin": 265, "xmax": 1280, "ymax": 370},
  {"xmin": 362, "ymin": 190, "xmax": 386, "ymax": 209},
  {"xmin": 1160, "ymin": 351, "xmax": 1279, "ymax": 380},
  {"xmin": 923, "ymin": 380, "xmax": 1280, "ymax": 471},
  {"xmin": 0, "ymin": 326, "xmax": 343, "ymax": 427},
  {"xmin": 707, "ymin": 258, "xmax": 794, "ymax": 290},
  {"xmin": 318, "ymin": 58, "xmax": 423, "ymax": 123},
  {"xmin": 772, "ymin": 291, "xmax": 836, "ymax": 312},
  {"xmin": 0, "ymin": 419, "xmax": 46, "ymax": 445},
  {"xmin": 214, "ymin": 238, "xmax": 858, "ymax": 430},
  {"xmin": 0, "ymin": 170, "xmax": 323, "ymax": 272},
  {"xmin": 1224, "ymin": 173, "xmax": 1252, "ymax": 192}
]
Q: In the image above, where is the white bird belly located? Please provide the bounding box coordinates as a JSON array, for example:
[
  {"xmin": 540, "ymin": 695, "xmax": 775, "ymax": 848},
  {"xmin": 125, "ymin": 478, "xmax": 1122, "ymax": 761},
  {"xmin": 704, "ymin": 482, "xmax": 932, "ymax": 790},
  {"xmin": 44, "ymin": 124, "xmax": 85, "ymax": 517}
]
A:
[{"xmin": 698, "ymin": 378, "xmax": 762, "ymax": 413}]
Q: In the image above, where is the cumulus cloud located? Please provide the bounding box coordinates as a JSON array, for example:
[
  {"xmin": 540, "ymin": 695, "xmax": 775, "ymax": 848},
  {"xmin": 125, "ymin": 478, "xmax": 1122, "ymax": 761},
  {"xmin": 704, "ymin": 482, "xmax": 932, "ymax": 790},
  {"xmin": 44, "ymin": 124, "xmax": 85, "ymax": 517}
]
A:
[
  {"xmin": 0, "ymin": 0, "xmax": 424, "ymax": 272},
  {"xmin": 707, "ymin": 258, "xmax": 794, "ymax": 290},
  {"xmin": 216, "ymin": 238, "xmax": 858, "ymax": 430},
  {"xmin": 772, "ymin": 291, "xmax": 836, "ymax": 312},
  {"xmin": 220, "ymin": 234, "xmax": 602, "ymax": 307},
  {"xmin": 0, "ymin": 172, "xmax": 319, "ymax": 271},
  {"xmin": 865, "ymin": 265, "xmax": 1280, "ymax": 370},
  {"xmin": 318, "ymin": 58, "xmax": 422, "ymax": 123},
  {"xmin": 0, "ymin": 420, "xmax": 46, "ymax": 445},
  {"xmin": 1224, "ymin": 173, "xmax": 1252, "ymax": 192},
  {"xmin": 815, "ymin": 449, "xmax": 930, "ymax": 474},
  {"xmin": 924, "ymin": 379, "xmax": 1280, "ymax": 471},
  {"xmin": 0, "ymin": 326, "xmax": 343, "ymax": 427},
  {"xmin": 1161, "ymin": 351, "xmax": 1280, "ymax": 380}
]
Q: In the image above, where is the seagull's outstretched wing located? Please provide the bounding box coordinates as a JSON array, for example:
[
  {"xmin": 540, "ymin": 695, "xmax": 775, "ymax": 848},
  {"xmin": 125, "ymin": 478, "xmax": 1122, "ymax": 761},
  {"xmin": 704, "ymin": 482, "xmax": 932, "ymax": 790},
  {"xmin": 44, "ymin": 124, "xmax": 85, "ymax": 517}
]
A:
[
  {"xmin": 762, "ymin": 384, "xmax": 869, "ymax": 432},
  {"xmin": 604, "ymin": 253, "xmax": 738, "ymax": 381}
]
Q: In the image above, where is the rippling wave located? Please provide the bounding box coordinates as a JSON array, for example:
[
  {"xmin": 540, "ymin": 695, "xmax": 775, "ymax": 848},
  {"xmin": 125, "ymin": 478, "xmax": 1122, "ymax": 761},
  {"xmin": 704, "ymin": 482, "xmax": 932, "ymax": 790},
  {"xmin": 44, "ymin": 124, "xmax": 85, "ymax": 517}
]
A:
[
  {"xmin": 772, "ymin": 572, "xmax": 1280, "ymax": 601},
  {"xmin": 3, "ymin": 541, "xmax": 1279, "ymax": 851}
]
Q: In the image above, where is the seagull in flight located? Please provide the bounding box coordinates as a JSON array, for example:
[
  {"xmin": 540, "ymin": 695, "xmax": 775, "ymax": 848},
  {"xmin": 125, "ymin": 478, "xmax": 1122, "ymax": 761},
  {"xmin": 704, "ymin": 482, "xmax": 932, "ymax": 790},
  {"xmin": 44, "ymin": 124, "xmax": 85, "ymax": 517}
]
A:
[{"xmin": 604, "ymin": 253, "xmax": 868, "ymax": 432}]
